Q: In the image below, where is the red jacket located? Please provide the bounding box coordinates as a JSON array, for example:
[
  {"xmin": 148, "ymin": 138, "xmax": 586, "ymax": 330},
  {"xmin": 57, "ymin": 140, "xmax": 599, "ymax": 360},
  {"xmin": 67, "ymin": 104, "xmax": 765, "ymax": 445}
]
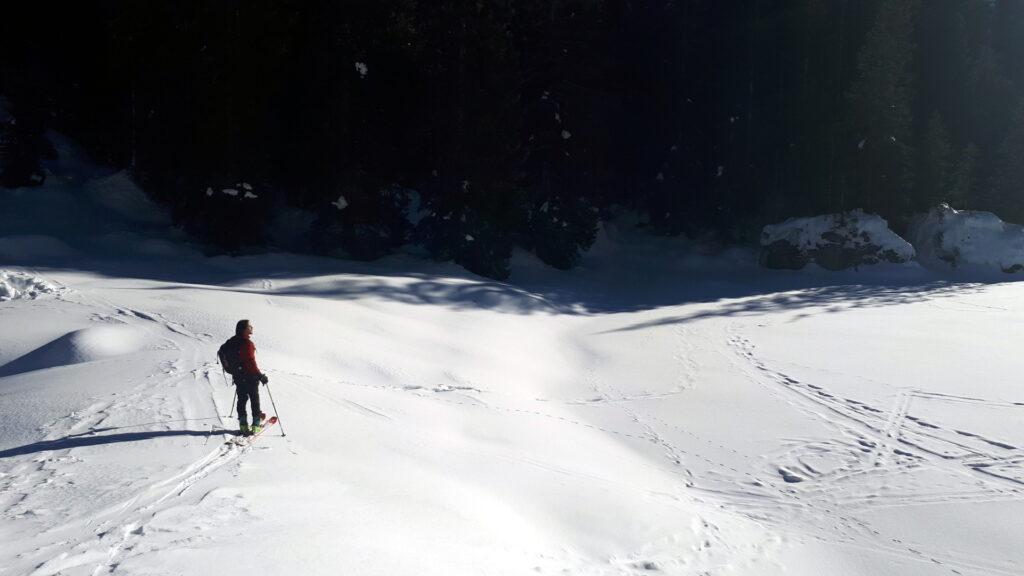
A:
[{"xmin": 239, "ymin": 336, "xmax": 261, "ymax": 376}]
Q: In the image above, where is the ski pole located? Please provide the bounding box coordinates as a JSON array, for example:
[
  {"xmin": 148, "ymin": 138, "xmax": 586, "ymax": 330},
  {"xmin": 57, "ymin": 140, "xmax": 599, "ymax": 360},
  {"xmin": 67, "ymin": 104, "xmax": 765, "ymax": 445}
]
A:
[
  {"xmin": 264, "ymin": 380, "xmax": 286, "ymax": 436},
  {"xmin": 222, "ymin": 367, "xmax": 237, "ymax": 419}
]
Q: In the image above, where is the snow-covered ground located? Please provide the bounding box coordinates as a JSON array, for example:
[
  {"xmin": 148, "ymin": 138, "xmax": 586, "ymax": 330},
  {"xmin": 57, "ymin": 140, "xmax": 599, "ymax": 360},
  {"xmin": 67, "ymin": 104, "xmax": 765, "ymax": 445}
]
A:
[
  {"xmin": 3, "ymin": 165, "xmax": 1024, "ymax": 575},
  {"xmin": 3, "ymin": 244, "xmax": 1023, "ymax": 576}
]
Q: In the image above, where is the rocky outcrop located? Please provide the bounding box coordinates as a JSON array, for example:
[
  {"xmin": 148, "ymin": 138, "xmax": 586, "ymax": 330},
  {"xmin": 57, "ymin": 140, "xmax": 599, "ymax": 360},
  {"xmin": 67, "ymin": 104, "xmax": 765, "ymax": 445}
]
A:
[{"xmin": 760, "ymin": 210, "xmax": 915, "ymax": 271}]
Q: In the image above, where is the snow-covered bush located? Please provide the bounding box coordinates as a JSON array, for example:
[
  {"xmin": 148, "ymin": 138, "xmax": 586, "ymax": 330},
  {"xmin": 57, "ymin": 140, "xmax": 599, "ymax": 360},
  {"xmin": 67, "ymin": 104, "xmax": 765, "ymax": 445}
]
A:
[
  {"xmin": 760, "ymin": 210, "xmax": 914, "ymax": 270},
  {"xmin": 907, "ymin": 203, "xmax": 1024, "ymax": 273}
]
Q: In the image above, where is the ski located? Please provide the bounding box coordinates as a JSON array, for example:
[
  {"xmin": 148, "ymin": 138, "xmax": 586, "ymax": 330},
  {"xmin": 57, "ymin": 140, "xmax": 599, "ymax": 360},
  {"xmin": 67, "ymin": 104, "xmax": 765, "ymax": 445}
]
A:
[
  {"xmin": 248, "ymin": 416, "xmax": 279, "ymax": 442},
  {"xmin": 227, "ymin": 416, "xmax": 279, "ymax": 446}
]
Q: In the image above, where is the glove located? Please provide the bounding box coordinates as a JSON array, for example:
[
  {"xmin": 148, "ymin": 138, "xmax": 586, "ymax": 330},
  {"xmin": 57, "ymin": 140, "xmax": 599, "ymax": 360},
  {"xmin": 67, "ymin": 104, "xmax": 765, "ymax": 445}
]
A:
[{"xmin": 259, "ymin": 373, "xmax": 269, "ymax": 385}]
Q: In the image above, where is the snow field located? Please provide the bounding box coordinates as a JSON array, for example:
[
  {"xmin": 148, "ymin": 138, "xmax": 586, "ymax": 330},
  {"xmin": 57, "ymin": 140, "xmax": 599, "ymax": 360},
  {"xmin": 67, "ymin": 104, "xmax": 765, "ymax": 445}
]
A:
[{"xmin": 1, "ymin": 257, "xmax": 1023, "ymax": 575}]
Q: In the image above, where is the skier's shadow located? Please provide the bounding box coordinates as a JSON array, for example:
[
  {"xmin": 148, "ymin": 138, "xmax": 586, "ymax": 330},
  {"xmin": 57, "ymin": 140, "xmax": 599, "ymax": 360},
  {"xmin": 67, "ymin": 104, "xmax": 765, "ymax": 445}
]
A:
[{"xmin": 0, "ymin": 428, "xmax": 230, "ymax": 459}]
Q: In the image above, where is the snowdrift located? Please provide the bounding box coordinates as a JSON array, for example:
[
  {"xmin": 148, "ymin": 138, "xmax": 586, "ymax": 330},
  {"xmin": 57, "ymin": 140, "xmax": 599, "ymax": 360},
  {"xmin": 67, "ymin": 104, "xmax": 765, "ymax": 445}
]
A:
[
  {"xmin": 0, "ymin": 324, "xmax": 152, "ymax": 376},
  {"xmin": 760, "ymin": 210, "xmax": 914, "ymax": 270},
  {"xmin": 0, "ymin": 235, "xmax": 79, "ymax": 262},
  {"xmin": 907, "ymin": 203, "xmax": 1024, "ymax": 273}
]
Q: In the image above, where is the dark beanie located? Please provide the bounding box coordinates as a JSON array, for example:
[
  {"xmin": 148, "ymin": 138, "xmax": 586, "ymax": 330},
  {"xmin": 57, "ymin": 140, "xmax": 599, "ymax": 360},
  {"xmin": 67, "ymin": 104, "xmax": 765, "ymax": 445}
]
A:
[{"xmin": 235, "ymin": 319, "xmax": 250, "ymax": 335}]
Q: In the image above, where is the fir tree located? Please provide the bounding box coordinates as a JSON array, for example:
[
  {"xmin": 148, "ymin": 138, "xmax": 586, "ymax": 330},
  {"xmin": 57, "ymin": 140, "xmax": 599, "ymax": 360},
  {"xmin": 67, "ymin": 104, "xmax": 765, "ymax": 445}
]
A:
[
  {"xmin": 991, "ymin": 100, "xmax": 1024, "ymax": 223},
  {"xmin": 917, "ymin": 112, "xmax": 952, "ymax": 210},
  {"xmin": 948, "ymin": 143, "xmax": 979, "ymax": 209},
  {"xmin": 993, "ymin": 0, "xmax": 1024, "ymax": 91},
  {"xmin": 514, "ymin": 0, "xmax": 606, "ymax": 268},
  {"xmin": 844, "ymin": 0, "xmax": 919, "ymax": 223},
  {"xmin": 0, "ymin": 98, "xmax": 54, "ymax": 188},
  {"xmin": 966, "ymin": 39, "xmax": 1013, "ymax": 155}
]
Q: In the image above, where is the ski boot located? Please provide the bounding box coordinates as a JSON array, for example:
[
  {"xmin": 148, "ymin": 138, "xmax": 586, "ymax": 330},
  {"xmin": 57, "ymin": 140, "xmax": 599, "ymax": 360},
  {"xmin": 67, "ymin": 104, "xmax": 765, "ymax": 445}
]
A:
[
  {"xmin": 239, "ymin": 423, "xmax": 251, "ymax": 436},
  {"xmin": 250, "ymin": 413, "xmax": 265, "ymax": 435}
]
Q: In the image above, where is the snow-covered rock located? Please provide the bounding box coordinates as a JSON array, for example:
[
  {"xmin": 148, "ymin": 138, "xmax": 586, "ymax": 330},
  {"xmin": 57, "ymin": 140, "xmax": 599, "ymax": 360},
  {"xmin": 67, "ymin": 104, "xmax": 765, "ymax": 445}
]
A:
[
  {"xmin": 0, "ymin": 270, "xmax": 59, "ymax": 301},
  {"xmin": 907, "ymin": 204, "xmax": 1024, "ymax": 273},
  {"xmin": 760, "ymin": 210, "xmax": 914, "ymax": 270}
]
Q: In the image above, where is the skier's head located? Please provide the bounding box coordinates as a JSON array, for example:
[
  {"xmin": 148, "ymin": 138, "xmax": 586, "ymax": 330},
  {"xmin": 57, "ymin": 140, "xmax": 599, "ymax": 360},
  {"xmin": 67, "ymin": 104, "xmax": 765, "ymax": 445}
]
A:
[{"xmin": 236, "ymin": 319, "xmax": 252, "ymax": 336}]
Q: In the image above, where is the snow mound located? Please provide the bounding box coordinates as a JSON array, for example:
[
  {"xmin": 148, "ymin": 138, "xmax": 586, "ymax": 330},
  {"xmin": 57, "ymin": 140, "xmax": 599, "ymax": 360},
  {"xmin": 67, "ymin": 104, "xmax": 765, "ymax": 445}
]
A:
[
  {"xmin": 576, "ymin": 211, "xmax": 757, "ymax": 274},
  {"xmin": 908, "ymin": 204, "xmax": 1024, "ymax": 273},
  {"xmin": 43, "ymin": 131, "xmax": 118, "ymax": 183},
  {"xmin": 760, "ymin": 210, "xmax": 914, "ymax": 270},
  {"xmin": 83, "ymin": 171, "xmax": 171, "ymax": 225},
  {"xmin": 0, "ymin": 271, "xmax": 59, "ymax": 301},
  {"xmin": 0, "ymin": 235, "xmax": 79, "ymax": 261},
  {"xmin": 0, "ymin": 325, "xmax": 150, "ymax": 376},
  {"xmin": 92, "ymin": 232, "xmax": 202, "ymax": 259}
]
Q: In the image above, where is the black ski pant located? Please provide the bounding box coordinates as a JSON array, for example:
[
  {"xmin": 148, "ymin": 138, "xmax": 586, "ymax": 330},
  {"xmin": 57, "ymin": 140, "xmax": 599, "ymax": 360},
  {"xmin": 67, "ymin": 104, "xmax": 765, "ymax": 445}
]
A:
[{"xmin": 235, "ymin": 376, "xmax": 262, "ymax": 426}]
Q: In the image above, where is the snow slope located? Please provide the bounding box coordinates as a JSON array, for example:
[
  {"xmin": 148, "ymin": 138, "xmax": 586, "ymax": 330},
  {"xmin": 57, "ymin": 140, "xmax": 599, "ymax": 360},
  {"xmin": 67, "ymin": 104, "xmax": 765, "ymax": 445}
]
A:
[
  {"xmin": 2, "ymin": 247, "xmax": 1023, "ymax": 576},
  {"xmin": 2, "ymin": 157, "xmax": 1024, "ymax": 575}
]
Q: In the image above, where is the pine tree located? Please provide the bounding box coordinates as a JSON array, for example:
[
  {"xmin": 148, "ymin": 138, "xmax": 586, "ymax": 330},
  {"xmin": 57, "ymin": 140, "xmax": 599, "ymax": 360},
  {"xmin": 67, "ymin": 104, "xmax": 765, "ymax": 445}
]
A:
[
  {"xmin": 917, "ymin": 112, "xmax": 952, "ymax": 210},
  {"xmin": 966, "ymin": 39, "xmax": 1013, "ymax": 155},
  {"xmin": 991, "ymin": 100, "xmax": 1024, "ymax": 223},
  {"xmin": 514, "ymin": 0, "xmax": 605, "ymax": 268},
  {"xmin": 844, "ymin": 0, "xmax": 919, "ymax": 223},
  {"xmin": 0, "ymin": 98, "xmax": 55, "ymax": 188},
  {"xmin": 948, "ymin": 143, "xmax": 979, "ymax": 209},
  {"xmin": 993, "ymin": 0, "xmax": 1024, "ymax": 91},
  {"xmin": 410, "ymin": 0, "xmax": 523, "ymax": 279}
]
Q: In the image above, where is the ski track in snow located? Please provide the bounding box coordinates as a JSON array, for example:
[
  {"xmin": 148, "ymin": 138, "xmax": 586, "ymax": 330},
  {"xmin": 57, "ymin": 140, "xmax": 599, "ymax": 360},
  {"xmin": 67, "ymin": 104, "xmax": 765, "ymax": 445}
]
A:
[
  {"xmin": 0, "ymin": 270, "xmax": 252, "ymax": 576},
  {"xmin": 717, "ymin": 324, "xmax": 1024, "ymax": 576}
]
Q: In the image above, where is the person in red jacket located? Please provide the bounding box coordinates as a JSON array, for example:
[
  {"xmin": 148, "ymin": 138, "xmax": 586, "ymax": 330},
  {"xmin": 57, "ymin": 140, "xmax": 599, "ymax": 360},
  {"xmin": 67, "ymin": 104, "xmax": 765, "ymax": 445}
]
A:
[{"xmin": 230, "ymin": 319, "xmax": 269, "ymax": 435}]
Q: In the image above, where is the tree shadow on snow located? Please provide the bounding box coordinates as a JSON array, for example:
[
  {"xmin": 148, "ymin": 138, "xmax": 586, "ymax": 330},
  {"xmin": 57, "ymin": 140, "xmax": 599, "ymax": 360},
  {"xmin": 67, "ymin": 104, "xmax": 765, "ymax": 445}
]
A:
[
  {"xmin": 597, "ymin": 281, "xmax": 987, "ymax": 333},
  {"xmin": 4, "ymin": 252, "xmax": 1012, "ymax": 319}
]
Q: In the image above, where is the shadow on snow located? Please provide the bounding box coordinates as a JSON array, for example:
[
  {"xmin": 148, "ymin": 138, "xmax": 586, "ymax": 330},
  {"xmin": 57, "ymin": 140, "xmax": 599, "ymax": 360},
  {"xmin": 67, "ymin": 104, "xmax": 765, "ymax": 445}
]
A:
[
  {"xmin": 0, "ymin": 426, "xmax": 229, "ymax": 459},
  {"xmin": 0, "ymin": 251, "xmax": 1011, "ymax": 320},
  {"xmin": 597, "ymin": 281, "xmax": 988, "ymax": 332}
]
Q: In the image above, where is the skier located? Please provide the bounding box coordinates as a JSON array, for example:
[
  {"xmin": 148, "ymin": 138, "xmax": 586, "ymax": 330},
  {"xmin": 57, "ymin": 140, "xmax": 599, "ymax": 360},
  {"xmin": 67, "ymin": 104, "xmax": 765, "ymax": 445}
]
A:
[{"xmin": 218, "ymin": 319, "xmax": 270, "ymax": 436}]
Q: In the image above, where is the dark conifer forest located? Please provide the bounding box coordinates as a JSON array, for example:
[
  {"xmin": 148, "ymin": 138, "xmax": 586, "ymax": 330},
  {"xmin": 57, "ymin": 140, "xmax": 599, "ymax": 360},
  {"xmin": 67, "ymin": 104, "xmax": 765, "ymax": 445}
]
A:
[{"xmin": 3, "ymin": 1, "xmax": 1024, "ymax": 278}]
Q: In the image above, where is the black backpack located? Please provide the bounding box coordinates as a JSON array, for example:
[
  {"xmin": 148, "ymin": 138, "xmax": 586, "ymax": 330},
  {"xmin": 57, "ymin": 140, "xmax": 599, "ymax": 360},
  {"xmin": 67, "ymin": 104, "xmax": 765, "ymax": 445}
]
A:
[{"xmin": 217, "ymin": 337, "xmax": 245, "ymax": 378}]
